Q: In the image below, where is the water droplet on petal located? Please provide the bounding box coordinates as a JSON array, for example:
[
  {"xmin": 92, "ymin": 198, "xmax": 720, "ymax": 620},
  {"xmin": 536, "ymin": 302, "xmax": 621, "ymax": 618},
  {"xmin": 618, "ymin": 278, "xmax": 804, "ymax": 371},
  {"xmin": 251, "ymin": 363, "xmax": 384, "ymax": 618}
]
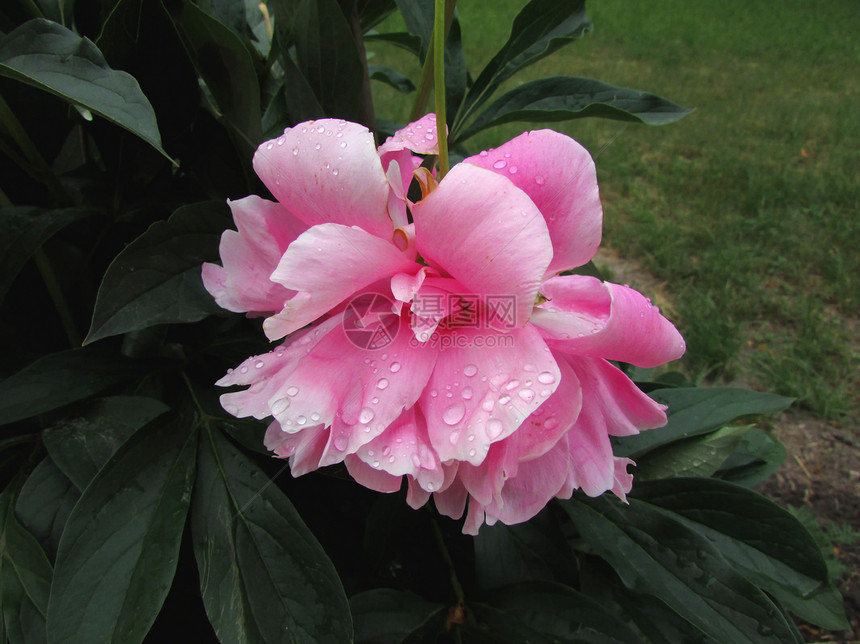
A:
[
  {"xmin": 265, "ymin": 142, "xmax": 273, "ymax": 150},
  {"xmin": 443, "ymin": 403, "xmax": 466, "ymax": 425},
  {"xmin": 535, "ymin": 175, "xmax": 546, "ymax": 185},
  {"xmin": 540, "ymin": 389, "xmax": 553, "ymax": 398},
  {"xmin": 272, "ymin": 398, "xmax": 290, "ymax": 415},
  {"xmin": 390, "ymin": 362, "xmax": 402, "ymax": 373},
  {"xmin": 383, "ymin": 446, "xmax": 391, "ymax": 456},
  {"xmin": 295, "ymin": 415, "xmax": 307, "ymax": 425},
  {"xmin": 468, "ymin": 448, "xmax": 477, "ymax": 457},
  {"xmin": 430, "ymin": 390, "xmax": 438, "ymax": 398},
  {"xmin": 332, "ymin": 168, "xmax": 339, "ymax": 176},
  {"xmin": 239, "ymin": 366, "xmax": 248, "ymax": 374},
  {"xmin": 461, "ymin": 387, "xmax": 473, "ymax": 400},
  {"xmin": 286, "ymin": 386, "xmax": 299, "ymax": 396},
  {"xmin": 487, "ymin": 419, "xmax": 503, "ymax": 439},
  {"xmin": 377, "ymin": 378, "xmax": 389, "ymax": 390},
  {"xmin": 372, "ymin": 460, "xmax": 380, "ymax": 468},
  {"xmin": 493, "ymin": 160, "xmax": 507, "ymax": 169},
  {"xmin": 463, "ymin": 364, "xmax": 478, "ymax": 377},
  {"xmin": 359, "ymin": 407, "xmax": 375, "ymax": 423},
  {"xmin": 467, "ymin": 433, "xmax": 475, "ymax": 442},
  {"xmin": 334, "ymin": 435, "xmax": 348, "ymax": 451},
  {"xmin": 499, "ymin": 394, "xmax": 511, "ymax": 405},
  {"xmin": 254, "ymin": 360, "xmax": 264, "ymax": 369},
  {"xmin": 316, "ymin": 125, "xmax": 325, "ymax": 133},
  {"xmin": 518, "ymin": 388, "xmax": 535, "ymax": 402},
  {"xmin": 424, "ymin": 132, "xmax": 434, "ymax": 140},
  {"xmin": 509, "ymin": 165, "xmax": 518, "ymax": 174},
  {"xmin": 481, "ymin": 399, "xmax": 495, "ymax": 412},
  {"xmin": 292, "ymin": 147, "xmax": 299, "ymax": 156},
  {"xmin": 544, "ymin": 417, "xmax": 559, "ymax": 430},
  {"xmin": 479, "ymin": 150, "xmax": 488, "ymax": 157},
  {"xmin": 449, "ymin": 431, "xmax": 460, "ymax": 445},
  {"xmin": 277, "ymin": 137, "xmax": 285, "ymax": 146},
  {"xmin": 411, "ymin": 454, "xmax": 422, "ymax": 468},
  {"xmin": 538, "ymin": 371, "xmax": 556, "ymax": 385},
  {"xmin": 505, "ymin": 380, "xmax": 520, "ymax": 391},
  {"xmin": 310, "ymin": 412, "xmax": 321, "ymax": 422}
]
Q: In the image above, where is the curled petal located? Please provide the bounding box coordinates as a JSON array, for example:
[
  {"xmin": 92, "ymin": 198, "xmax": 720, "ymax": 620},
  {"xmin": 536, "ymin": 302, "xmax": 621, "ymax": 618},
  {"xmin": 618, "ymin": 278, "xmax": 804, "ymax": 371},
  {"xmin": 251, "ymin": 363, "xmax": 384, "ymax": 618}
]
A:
[
  {"xmin": 253, "ymin": 119, "xmax": 393, "ymax": 238},
  {"xmin": 202, "ymin": 196, "xmax": 306, "ymax": 315},
  {"xmin": 265, "ymin": 224, "xmax": 418, "ymax": 340},
  {"xmin": 413, "ymin": 163, "xmax": 553, "ymax": 329},
  {"xmin": 532, "ymin": 275, "xmax": 686, "ymax": 367},
  {"xmin": 264, "ymin": 420, "xmax": 328, "ymax": 476},
  {"xmin": 465, "ymin": 130, "xmax": 602, "ymax": 276}
]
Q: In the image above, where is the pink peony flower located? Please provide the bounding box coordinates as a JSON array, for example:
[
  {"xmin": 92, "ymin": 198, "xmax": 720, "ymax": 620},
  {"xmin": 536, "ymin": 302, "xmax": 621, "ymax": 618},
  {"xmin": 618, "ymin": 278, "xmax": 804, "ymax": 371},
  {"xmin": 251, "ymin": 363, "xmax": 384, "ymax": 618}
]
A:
[{"xmin": 203, "ymin": 115, "xmax": 685, "ymax": 534}]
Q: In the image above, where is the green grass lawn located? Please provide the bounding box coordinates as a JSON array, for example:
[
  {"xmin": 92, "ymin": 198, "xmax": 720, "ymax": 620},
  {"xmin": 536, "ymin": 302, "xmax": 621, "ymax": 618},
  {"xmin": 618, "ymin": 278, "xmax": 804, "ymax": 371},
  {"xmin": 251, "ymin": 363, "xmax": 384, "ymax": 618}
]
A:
[{"xmin": 369, "ymin": 0, "xmax": 860, "ymax": 418}]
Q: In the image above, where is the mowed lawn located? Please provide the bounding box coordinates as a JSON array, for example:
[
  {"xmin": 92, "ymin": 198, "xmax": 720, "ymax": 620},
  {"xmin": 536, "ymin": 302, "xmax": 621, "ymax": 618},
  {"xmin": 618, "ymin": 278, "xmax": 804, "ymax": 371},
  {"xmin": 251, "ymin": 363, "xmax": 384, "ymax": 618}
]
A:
[{"xmin": 370, "ymin": 0, "xmax": 860, "ymax": 418}]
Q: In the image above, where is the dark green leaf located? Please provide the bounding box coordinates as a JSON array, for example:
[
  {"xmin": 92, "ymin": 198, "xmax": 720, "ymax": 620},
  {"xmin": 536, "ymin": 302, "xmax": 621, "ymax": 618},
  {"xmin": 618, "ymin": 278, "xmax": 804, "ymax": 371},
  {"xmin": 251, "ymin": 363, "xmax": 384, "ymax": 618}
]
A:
[
  {"xmin": 46, "ymin": 412, "xmax": 197, "ymax": 644},
  {"xmin": 280, "ymin": 51, "xmax": 326, "ymax": 123},
  {"xmin": 174, "ymin": 3, "xmax": 263, "ymax": 152},
  {"xmin": 634, "ymin": 478, "xmax": 845, "ymax": 629},
  {"xmin": 293, "ymin": 0, "xmax": 366, "ymax": 122},
  {"xmin": 444, "ymin": 16, "xmax": 467, "ymax": 126},
  {"xmin": 0, "ymin": 19, "xmax": 170, "ymax": 161},
  {"xmin": 474, "ymin": 509, "xmax": 574, "ymax": 590},
  {"xmin": 561, "ymin": 494, "xmax": 798, "ymax": 643},
  {"xmin": 773, "ymin": 582, "xmax": 849, "ymax": 632},
  {"xmin": 0, "ymin": 207, "xmax": 92, "ymax": 304},
  {"xmin": 393, "ymin": 0, "xmax": 433, "ymax": 59},
  {"xmin": 0, "ymin": 348, "xmax": 134, "ymax": 426},
  {"xmin": 14, "ymin": 458, "xmax": 79, "ymax": 561},
  {"xmin": 369, "ymin": 64, "xmax": 416, "ymax": 94},
  {"xmin": 364, "ymin": 32, "xmax": 422, "ymax": 58},
  {"xmin": 614, "ymin": 387, "xmax": 794, "ymax": 459},
  {"xmin": 634, "ymin": 425, "xmax": 750, "ymax": 480},
  {"xmin": 84, "ymin": 201, "xmax": 227, "ymax": 344},
  {"xmin": 455, "ymin": 76, "xmax": 693, "ymax": 143},
  {"xmin": 350, "ymin": 588, "xmax": 443, "ymax": 644},
  {"xmin": 714, "ymin": 427, "xmax": 786, "ymax": 488},
  {"xmin": 454, "ymin": 0, "xmax": 591, "ymax": 134},
  {"xmin": 43, "ymin": 396, "xmax": 169, "ymax": 490},
  {"xmin": 1, "ymin": 484, "xmax": 53, "ymax": 644},
  {"xmin": 474, "ymin": 581, "xmax": 644, "ymax": 644},
  {"xmin": 192, "ymin": 427, "xmax": 351, "ymax": 643},
  {"xmin": 358, "ymin": 0, "xmax": 397, "ymax": 32}
]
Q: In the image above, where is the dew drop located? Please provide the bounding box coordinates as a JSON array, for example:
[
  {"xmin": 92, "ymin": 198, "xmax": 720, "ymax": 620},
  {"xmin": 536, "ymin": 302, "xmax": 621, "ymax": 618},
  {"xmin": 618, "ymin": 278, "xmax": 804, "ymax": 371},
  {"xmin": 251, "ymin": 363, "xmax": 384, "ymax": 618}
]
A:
[
  {"xmin": 508, "ymin": 165, "xmax": 518, "ymax": 174},
  {"xmin": 543, "ymin": 417, "xmax": 559, "ymax": 430},
  {"xmin": 377, "ymin": 378, "xmax": 389, "ymax": 390},
  {"xmin": 272, "ymin": 398, "xmax": 290, "ymax": 415},
  {"xmin": 372, "ymin": 460, "xmax": 380, "ymax": 468},
  {"xmin": 411, "ymin": 454, "xmax": 422, "ymax": 467},
  {"xmin": 486, "ymin": 419, "xmax": 504, "ymax": 439},
  {"xmin": 424, "ymin": 132, "xmax": 434, "ymax": 140},
  {"xmin": 535, "ymin": 175, "xmax": 546, "ymax": 185},
  {"xmin": 383, "ymin": 445, "xmax": 391, "ymax": 456},
  {"xmin": 467, "ymin": 433, "xmax": 475, "ymax": 442},
  {"xmin": 492, "ymin": 160, "xmax": 507, "ymax": 169},
  {"xmin": 310, "ymin": 412, "xmax": 321, "ymax": 422},
  {"xmin": 265, "ymin": 142, "xmax": 273, "ymax": 150},
  {"xmin": 540, "ymin": 389, "xmax": 553, "ymax": 397},
  {"xmin": 332, "ymin": 168, "xmax": 339, "ymax": 176},
  {"xmin": 523, "ymin": 363, "xmax": 537, "ymax": 372},
  {"xmin": 518, "ymin": 388, "xmax": 535, "ymax": 402},
  {"xmin": 505, "ymin": 380, "xmax": 520, "ymax": 391},
  {"xmin": 461, "ymin": 386, "xmax": 473, "ymax": 400},
  {"xmin": 389, "ymin": 362, "xmax": 402, "ymax": 373},
  {"xmin": 295, "ymin": 415, "xmax": 307, "ymax": 426},
  {"xmin": 479, "ymin": 150, "xmax": 488, "ymax": 157},
  {"xmin": 277, "ymin": 137, "xmax": 285, "ymax": 146},
  {"xmin": 426, "ymin": 482, "xmax": 435, "ymax": 491},
  {"xmin": 292, "ymin": 147, "xmax": 299, "ymax": 156},
  {"xmin": 538, "ymin": 371, "xmax": 556, "ymax": 385},
  {"xmin": 463, "ymin": 364, "xmax": 478, "ymax": 377},
  {"xmin": 316, "ymin": 125, "xmax": 325, "ymax": 133},
  {"xmin": 239, "ymin": 366, "xmax": 248, "ymax": 374},
  {"xmin": 339, "ymin": 141, "xmax": 347, "ymax": 148},
  {"xmin": 498, "ymin": 394, "xmax": 511, "ymax": 405},
  {"xmin": 254, "ymin": 360, "xmax": 264, "ymax": 369},
  {"xmin": 359, "ymin": 407, "xmax": 375, "ymax": 423},
  {"xmin": 443, "ymin": 403, "xmax": 466, "ymax": 425},
  {"xmin": 371, "ymin": 396, "xmax": 379, "ymax": 404},
  {"xmin": 286, "ymin": 386, "xmax": 299, "ymax": 396},
  {"xmin": 449, "ymin": 431, "xmax": 460, "ymax": 445},
  {"xmin": 481, "ymin": 399, "xmax": 495, "ymax": 412},
  {"xmin": 430, "ymin": 390, "xmax": 438, "ymax": 398},
  {"xmin": 314, "ymin": 143, "xmax": 321, "ymax": 150},
  {"xmin": 334, "ymin": 435, "xmax": 348, "ymax": 451},
  {"xmin": 388, "ymin": 455, "xmax": 395, "ymax": 464},
  {"xmin": 468, "ymin": 448, "xmax": 477, "ymax": 457}
]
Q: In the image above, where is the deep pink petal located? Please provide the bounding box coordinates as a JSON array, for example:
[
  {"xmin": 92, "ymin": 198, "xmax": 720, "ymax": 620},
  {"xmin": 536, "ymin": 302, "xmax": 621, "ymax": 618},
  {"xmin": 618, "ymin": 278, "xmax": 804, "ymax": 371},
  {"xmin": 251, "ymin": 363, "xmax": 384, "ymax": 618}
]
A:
[
  {"xmin": 412, "ymin": 163, "xmax": 553, "ymax": 328},
  {"xmin": 253, "ymin": 119, "xmax": 393, "ymax": 238},
  {"xmin": 533, "ymin": 275, "xmax": 686, "ymax": 367},
  {"xmin": 465, "ymin": 130, "xmax": 602, "ymax": 276},
  {"xmin": 202, "ymin": 196, "xmax": 306, "ymax": 315},
  {"xmin": 420, "ymin": 325, "xmax": 559, "ymax": 466},
  {"xmin": 264, "ymin": 223, "xmax": 418, "ymax": 340}
]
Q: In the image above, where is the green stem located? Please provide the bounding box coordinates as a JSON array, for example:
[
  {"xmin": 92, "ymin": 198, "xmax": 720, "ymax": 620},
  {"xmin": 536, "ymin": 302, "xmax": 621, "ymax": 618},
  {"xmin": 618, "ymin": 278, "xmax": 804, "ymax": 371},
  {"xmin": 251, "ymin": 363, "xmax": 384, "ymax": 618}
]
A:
[
  {"xmin": 409, "ymin": 0, "xmax": 457, "ymax": 122},
  {"xmin": 433, "ymin": 0, "xmax": 450, "ymax": 178},
  {"xmin": 432, "ymin": 517, "xmax": 465, "ymax": 602}
]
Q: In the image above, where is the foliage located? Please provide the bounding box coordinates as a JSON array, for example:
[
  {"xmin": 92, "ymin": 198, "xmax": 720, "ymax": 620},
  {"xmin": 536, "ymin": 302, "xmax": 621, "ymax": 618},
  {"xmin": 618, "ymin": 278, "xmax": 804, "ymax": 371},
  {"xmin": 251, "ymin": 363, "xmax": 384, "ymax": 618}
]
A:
[{"xmin": 0, "ymin": 0, "xmax": 845, "ymax": 642}]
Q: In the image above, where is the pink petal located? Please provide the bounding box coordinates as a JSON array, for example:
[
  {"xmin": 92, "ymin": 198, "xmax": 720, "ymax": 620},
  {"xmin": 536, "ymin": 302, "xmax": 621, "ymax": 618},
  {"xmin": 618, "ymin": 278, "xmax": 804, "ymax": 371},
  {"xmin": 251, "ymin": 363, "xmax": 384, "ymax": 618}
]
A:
[
  {"xmin": 264, "ymin": 420, "xmax": 329, "ymax": 476},
  {"xmin": 420, "ymin": 325, "xmax": 559, "ymax": 466},
  {"xmin": 202, "ymin": 196, "xmax": 306, "ymax": 315},
  {"xmin": 611, "ymin": 457, "xmax": 635, "ymax": 501},
  {"xmin": 253, "ymin": 119, "xmax": 393, "ymax": 239},
  {"xmin": 264, "ymin": 223, "xmax": 419, "ymax": 340},
  {"xmin": 564, "ymin": 355, "xmax": 668, "ymax": 437},
  {"xmin": 465, "ymin": 130, "xmax": 602, "ymax": 276},
  {"xmin": 344, "ymin": 455, "xmax": 403, "ymax": 493},
  {"xmin": 433, "ymin": 476, "xmax": 468, "ymax": 520},
  {"xmin": 532, "ymin": 275, "xmax": 686, "ymax": 368},
  {"xmin": 378, "ymin": 114, "xmax": 441, "ymax": 158},
  {"xmin": 412, "ymin": 163, "xmax": 553, "ymax": 329}
]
